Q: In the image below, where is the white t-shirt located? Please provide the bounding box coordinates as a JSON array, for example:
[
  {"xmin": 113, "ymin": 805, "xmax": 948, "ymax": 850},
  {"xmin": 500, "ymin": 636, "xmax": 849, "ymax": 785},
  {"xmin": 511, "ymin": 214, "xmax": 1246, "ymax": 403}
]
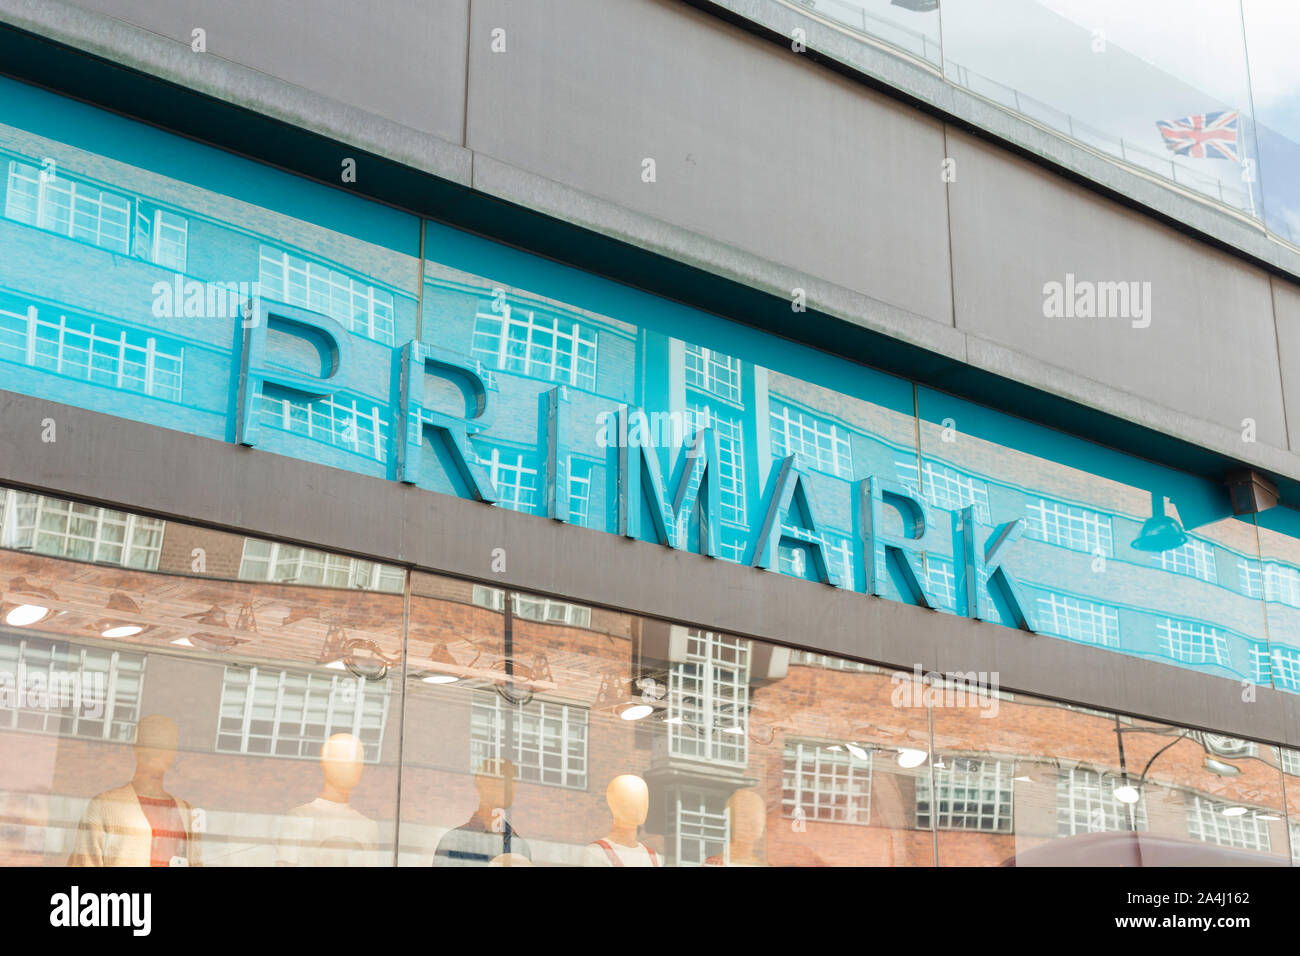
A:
[
  {"xmin": 583, "ymin": 840, "xmax": 661, "ymax": 867},
  {"xmin": 277, "ymin": 797, "xmax": 383, "ymax": 866}
]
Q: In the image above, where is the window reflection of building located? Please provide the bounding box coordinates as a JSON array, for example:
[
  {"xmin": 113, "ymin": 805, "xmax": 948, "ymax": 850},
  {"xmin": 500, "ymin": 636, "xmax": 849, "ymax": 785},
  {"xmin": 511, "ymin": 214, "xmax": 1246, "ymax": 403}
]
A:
[
  {"xmin": 668, "ymin": 630, "xmax": 749, "ymax": 767},
  {"xmin": 672, "ymin": 789, "xmax": 729, "ymax": 866},
  {"xmin": 0, "ymin": 488, "xmax": 165, "ymax": 570},
  {"xmin": 1024, "ymin": 498, "xmax": 1114, "ymax": 556},
  {"xmin": 215, "ymin": 666, "xmax": 388, "ymax": 763},
  {"xmin": 1056, "ymin": 767, "xmax": 1147, "ymax": 835},
  {"xmin": 917, "ymin": 757, "xmax": 1014, "ymax": 833},
  {"xmin": 238, "ymin": 539, "xmax": 405, "ymax": 593},
  {"xmin": 470, "ymin": 303, "xmax": 598, "ymax": 391},
  {"xmin": 470, "ymin": 691, "xmax": 588, "ymax": 790},
  {"xmin": 1037, "ymin": 592, "xmax": 1121, "ymax": 647},
  {"xmin": 470, "ymin": 586, "xmax": 592, "ymax": 628},
  {"xmin": 258, "ymin": 246, "xmax": 396, "ymax": 345},
  {"xmin": 1184, "ymin": 794, "xmax": 1270, "ymax": 852},
  {"xmin": 0, "ymin": 634, "xmax": 144, "ymax": 742},
  {"xmin": 783, "ymin": 739, "xmax": 872, "ymax": 824}
]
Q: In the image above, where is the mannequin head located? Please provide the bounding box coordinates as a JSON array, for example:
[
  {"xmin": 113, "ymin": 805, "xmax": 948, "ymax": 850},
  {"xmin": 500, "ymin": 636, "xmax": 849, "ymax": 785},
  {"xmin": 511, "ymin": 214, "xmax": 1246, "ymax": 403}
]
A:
[
  {"xmin": 319, "ymin": 733, "xmax": 365, "ymax": 799},
  {"xmin": 474, "ymin": 758, "xmax": 518, "ymax": 813},
  {"xmin": 133, "ymin": 714, "xmax": 179, "ymax": 776},
  {"xmin": 727, "ymin": 789, "xmax": 766, "ymax": 849},
  {"xmin": 605, "ymin": 774, "xmax": 650, "ymax": 828}
]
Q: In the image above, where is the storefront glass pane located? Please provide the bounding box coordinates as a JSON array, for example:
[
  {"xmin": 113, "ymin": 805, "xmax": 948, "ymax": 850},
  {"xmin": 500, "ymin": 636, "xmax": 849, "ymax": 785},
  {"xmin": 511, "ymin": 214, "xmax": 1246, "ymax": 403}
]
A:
[
  {"xmin": 783, "ymin": 0, "xmax": 943, "ymax": 68},
  {"xmin": 1241, "ymin": 0, "xmax": 1300, "ymax": 247},
  {"xmin": 0, "ymin": 485, "xmax": 406, "ymax": 866}
]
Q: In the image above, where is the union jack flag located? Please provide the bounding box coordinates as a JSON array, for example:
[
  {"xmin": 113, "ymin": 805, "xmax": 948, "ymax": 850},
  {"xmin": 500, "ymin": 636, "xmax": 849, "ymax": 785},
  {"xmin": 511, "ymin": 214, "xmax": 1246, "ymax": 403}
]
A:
[{"xmin": 1156, "ymin": 110, "xmax": 1241, "ymax": 161}]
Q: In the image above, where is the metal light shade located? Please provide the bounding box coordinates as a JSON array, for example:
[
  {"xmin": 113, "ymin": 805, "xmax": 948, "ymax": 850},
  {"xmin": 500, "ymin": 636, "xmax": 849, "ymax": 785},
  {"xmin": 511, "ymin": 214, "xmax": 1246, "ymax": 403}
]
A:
[
  {"xmin": 1203, "ymin": 756, "xmax": 1242, "ymax": 778},
  {"xmin": 1132, "ymin": 495, "xmax": 1187, "ymax": 553},
  {"xmin": 891, "ymin": 0, "xmax": 939, "ymax": 10}
]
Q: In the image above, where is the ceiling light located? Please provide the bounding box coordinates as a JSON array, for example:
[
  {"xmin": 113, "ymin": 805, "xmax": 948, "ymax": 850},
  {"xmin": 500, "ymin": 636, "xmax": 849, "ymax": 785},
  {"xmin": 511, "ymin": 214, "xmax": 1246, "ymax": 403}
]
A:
[
  {"xmin": 2, "ymin": 578, "xmax": 59, "ymax": 628},
  {"xmin": 422, "ymin": 674, "xmax": 458, "ymax": 685},
  {"xmin": 1221, "ymin": 806, "xmax": 1248, "ymax": 817},
  {"xmin": 618, "ymin": 703, "xmax": 653, "ymax": 721},
  {"xmin": 170, "ymin": 636, "xmax": 194, "ymax": 648},
  {"xmin": 897, "ymin": 748, "xmax": 928, "ymax": 768},
  {"xmin": 96, "ymin": 592, "xmax": 147, "ymax": 639},
  {"xmin": 1114, "ymin": 785, "xmax": 1141, "ymax": 805},
  {"xmin": 846, "ymin": 743, "xmax": 869, "ymax": 760}
]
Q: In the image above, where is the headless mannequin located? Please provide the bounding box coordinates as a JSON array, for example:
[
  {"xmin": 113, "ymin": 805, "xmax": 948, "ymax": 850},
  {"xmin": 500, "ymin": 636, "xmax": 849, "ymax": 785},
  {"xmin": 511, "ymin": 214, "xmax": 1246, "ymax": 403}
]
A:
[
  {"xmin": 278, "ymin": 733, "xmax": 380, "ymax": 866},
  {"xmin": 708, "ymin": 789, "xmax": 766, "ymax": 866},
  {"xmin": 434, "ymin": 758, "xmax": 532, "ymax": 866},
  {"xmin": 584, "ymin": 774, "xmax": 660, "ymax": 867},
  {"xmin": 69, "ymin": 714, "xmax": 201, "ymax": 866}
]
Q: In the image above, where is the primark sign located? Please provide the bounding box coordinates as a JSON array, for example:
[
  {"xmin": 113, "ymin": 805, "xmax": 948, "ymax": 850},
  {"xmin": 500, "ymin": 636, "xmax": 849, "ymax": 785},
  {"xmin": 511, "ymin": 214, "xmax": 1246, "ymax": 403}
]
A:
[{"xmin": 231, "ymin": 299, "xmax": 1037, "ymax": 633}]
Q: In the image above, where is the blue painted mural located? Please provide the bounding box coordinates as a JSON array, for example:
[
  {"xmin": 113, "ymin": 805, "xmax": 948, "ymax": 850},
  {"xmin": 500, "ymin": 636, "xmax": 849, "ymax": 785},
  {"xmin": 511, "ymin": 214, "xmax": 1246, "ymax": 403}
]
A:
[{"xmin": 1, "ymin": 73, "xmax": 1297, "ymax": 692}]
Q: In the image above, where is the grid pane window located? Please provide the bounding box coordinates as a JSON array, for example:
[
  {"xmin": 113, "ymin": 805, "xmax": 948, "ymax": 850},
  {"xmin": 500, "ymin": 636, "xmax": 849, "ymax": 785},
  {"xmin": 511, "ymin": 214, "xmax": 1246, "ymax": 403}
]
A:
[
  {"xmin": 897, "ymin": 458, "xmax": 991, "ymax": 524},
  {"xmin": 475, "ymin": 446, "xmax": 539, "ymax": 513},
  {"xmin": 469, "ymin": 586, "xmax": 592, "ymax": 628},
  {"xmin": 769, "ymin": 400, "xmax": 853, "ymax": 478},
  {"xmin": 1270, "ymin": 646, "xmax": 1300, "ymax": 691},
  {"xmin": 1159, "ymin": 538, "xmax": 1217, "ymax": 583},
  {"xmin": 1184, "ymin": 794, "xmax": 1270, "ymax": 852},
  {"xmin": 682, "ymin": 343, "xmax": 742, "ymax": 404},
  {"xmin": 470, "ymin": 692, "xmax": 588, "ymax": 789},
  {"xmin": 216, "ymin": 667, "xmax": 388, "ymax": 762},
  {"xmin": 1239, "ymin": 558, "xmax": 1300, "ymax": 606},
  {"xmin": 0, "ymin": 491, "xmax": 164, "ymax": 569},
  {"xmin": 668, "ymin": 630, "xmax": 749, "ymax": 766},
  {"xmin": 1157, "ymin": 618, "xmax": 1231, "ymax": 667},
  {"xmin": 685, "ymin": 402, "xmax": 745, "ymax": 525},
  {"xmin": 257, "ymin": 389, "xmax": 388, "ymax": 461},
  {"xmin": 675, "ymin": 790, "xmax": 728, "ymax": 866},
  {"xmin": 568, "ymin": 458, "xmax": 594, "ymax": 528},
  {"xmin": 0, "ymin": 300, "xmax": 184, "ymax": 401},
  {"xmin": 470, "ymin": 304, "xmax": 597, "ymax": 390},
  {"xmin": 1279, "ymin": 748, "xmax": 1300, "ymax": 777},
  {"xmin": 237, "ymin": 539, "xmax": 405, "ymax": 593},
  {"xmin": 917, "ymin": 756, "xmax": 1014, "ymax": 832},
  {"xmin": 259, "ymin": 246, "xmax": 395, "ymax": 344},
  {"xmin": 0, "ymin": 636, "xmax": 144, "ymax": 741},
  {"xmin": 1056, "ymin": 767, "xmax": 1147, "ymax": 835},
  {"xmin": 5, "ymin": 160, "xmax": 130, "ymax": 254},
  {"xmin": 1037, "ymin": 593, "xmax": 1120, "ymax": 647},
  {"xmin": 134, "ymin": 205, "xmax": 189, "ymax": 272},
  {"xmin": 783, "ymin": 740, "xmax": 872, "ymax": 824},
  {"xmin": 1024, "ymin": 499, "xmax": 1113, "ymax": 556}
]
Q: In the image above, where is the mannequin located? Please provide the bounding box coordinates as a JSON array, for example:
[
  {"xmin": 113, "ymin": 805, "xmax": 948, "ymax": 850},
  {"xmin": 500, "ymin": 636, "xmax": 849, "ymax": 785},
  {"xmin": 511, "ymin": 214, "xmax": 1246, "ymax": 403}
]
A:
[
  {"xmin": 278, "ymin": 733, "xmax": 382, "ymax": 866},
  {"xmin": 69, "ymin": 714, "xmax": 202, "ymax": 866},
  {"xmin": 705, "ymin": 789, "xmax": 767, "ymax": 866},
  {"xmin": 433, "ymin": 758, "xmax": 532, "ymax": 866},
  {"xmin": 584, "ymin": 774, "xmax": 661, "ymax": 867}
]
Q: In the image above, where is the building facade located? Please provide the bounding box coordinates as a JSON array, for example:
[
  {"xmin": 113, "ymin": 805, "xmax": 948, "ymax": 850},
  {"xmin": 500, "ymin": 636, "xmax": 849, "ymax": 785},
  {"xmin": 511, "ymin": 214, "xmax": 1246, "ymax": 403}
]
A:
[{"xmin": 2, "ymin": 0, "xmax": 1300, "ymax": 866}]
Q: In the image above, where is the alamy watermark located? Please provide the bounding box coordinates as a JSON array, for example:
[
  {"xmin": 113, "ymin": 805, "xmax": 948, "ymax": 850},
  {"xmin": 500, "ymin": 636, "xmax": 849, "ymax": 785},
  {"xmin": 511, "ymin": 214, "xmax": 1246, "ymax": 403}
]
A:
[
  {"xmin": 0, "ymin": 665, "xmax": 105, "ymax": 718},
  {"xmin": 152, "ymin": 275, "xmax": 261, "ymax": 326},
  {"xmin": 1042, "ymin": 273, "xmax": 1151, "ymax": 329},
  {"xmin": 890, "ymin": 664, "xmax": 1001, "ymax": 718}
]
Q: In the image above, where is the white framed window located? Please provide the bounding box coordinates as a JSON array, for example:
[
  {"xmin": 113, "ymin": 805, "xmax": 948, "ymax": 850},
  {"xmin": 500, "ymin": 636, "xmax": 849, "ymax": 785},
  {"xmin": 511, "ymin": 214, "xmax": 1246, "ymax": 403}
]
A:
[
  {"xmin": 1056, "ymin": 767, "xmax": 1146, "ymax": 835},
  {"xmin": 0, "ymin": 636, "xmax": 145, "ymax": 741},
  {"xmin": 471, "ymin": 304, "xmax": 597, "ymax": 390},
  {"xmin": 470, "ymin": 691, "xmax": 588, "ymax": 790},
  {"xmin": 1291, "ymin": 821, "xmax": 1300, "ymax": 863},
  {"xmin": 133, "ymin": 204, "xmax": 188, "ymax": 272},
  {"xmin": 0, "ymin": 300, "xmax": 184, "ymax": 402},
  {"xmin": 0, "ymin": 489, "xmax": 164, "ymax": 569},
  {"xmin": 1024, "ymin": 499, "xmax": 1113, "ymax": 556},
  {"xmin": 769, "ymin": 400, "xmax": 853, "ymax": 479},
  {"xmin": 682, "ymin": 343, "xmax": 742, "ymax": 405},
  {"xmin": 1037, "ymin": 593, "xmax": 1120, "ymax": 647},
  {"xmin": 257, "ymin": 389, "xmax": 388, "ymax": 462},
  {"xmin": 917, "ymin": 756, "xmax": 1014, "ymax": 832},
  {"xmin": 568, "ymin": 458, "xmax": 594, "ymax": 528},
  {"xmin": 1270, "ymin": 646, "xmax": 1300, "ymax": 692},
  {"xmin": 1159, "ymin": 538, "xmax": 1217, "ymax": 583},
  {"xmin": 258, "ymin": 246, "xmax": 396, "ymax": 344},
  {"xmin": 238, "ymin": 539, "xmax": 405, "ymax": 593},
  {"xmin": 1184, "ymin": 794, "xmax": 1270, "ymax": 852},
  {"xmin": 470, "ymin": 586, "xmax": 592, "ymax": 628},
  {"xmin": 924, "ymin": 556, "xmax": 956, "ymax": 611},
  {"xmin": 1248, "ymin": 641, "xmax": 1273, "ymax": 686},
  {"xmin": 778, "ymin": 527, "xmax": 850, "ymax": 583},
  {"xmin": 1239, "ymin": 558, "xmax": 1300, "ymax": 607},
  {"xmin": 668, "ymin": 630, "xmax": 750, "ymax": 767},
  {"xmin": 783, "ymin": 739, "xmax": 873, "ymax": 824},
  {"xmin": 5, "ymin": 160, "xmax": 131, "ymax": 254},
  {"xmin": 896, "ymin": 458, "xmax": 991, "ymax": 524},
  {"xmin": 1157, "ymin": 618, "xmax": 1230, "ymax": 667},
  {"xmin": 674, "ymin": 789, "xmax": 729, "ymax": 866},
  {"xmin": 216, "ymin": 666, "xmax": 388, "ymax": 762},
  {"xmin": 788, "ymin": 651, "xmax": 876, "ymax": 672},
  {"xmin": 1198, "ymin": 733, "xmax": 1258, "ymax": 760},
  {"xmin": 1279, "ymin": 748, "xmax": 1300, "ymax": 777},
  {"xmin": 475, "ymin": 446, "xmax": 539, "ymax": 513},
  {"xmin": 685, "ymin": 402, "xmax": 746, "ymax": 525}
]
